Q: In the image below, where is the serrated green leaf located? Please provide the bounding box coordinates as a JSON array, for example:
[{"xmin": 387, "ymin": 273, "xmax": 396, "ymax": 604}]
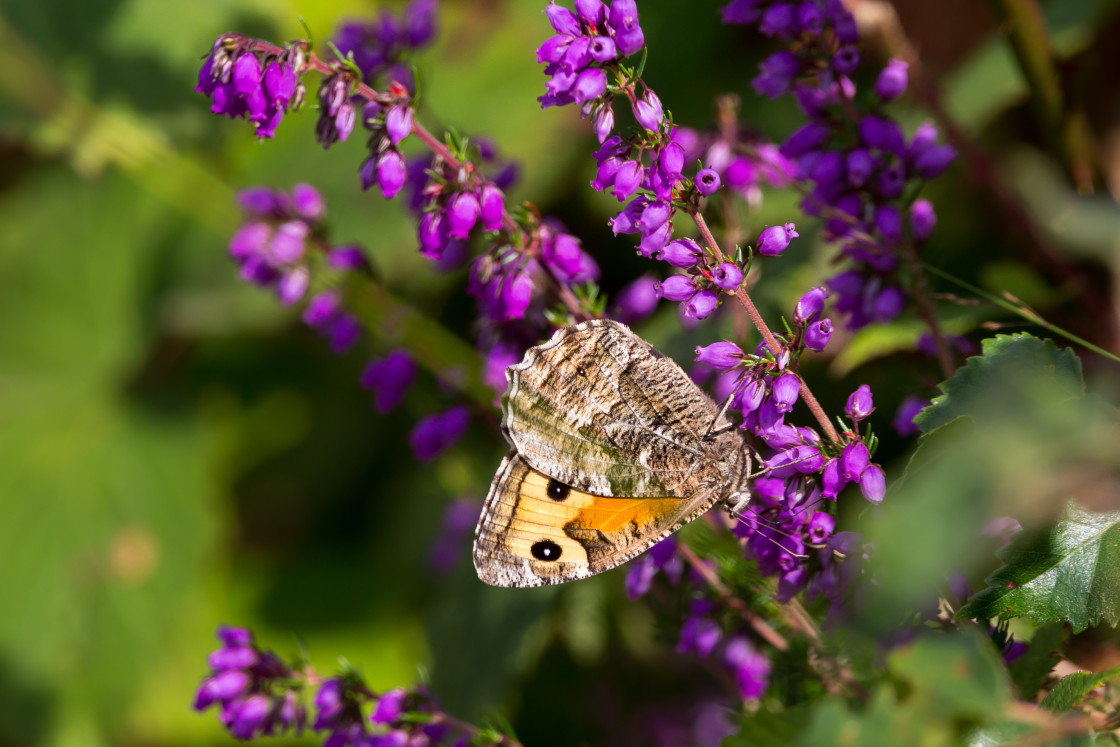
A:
[
  {"xmin": 958, "ymin": 503, "xmax": 1120, "ymax": 632},
  {"xmin": 1040, "ymin": 666, "xmax": 1120, "ymax": 711},
  {"xmin": 915, "ymin": 333, "xmax": 1083, "ymax": 433},
  {"xmin": 1008, "ymin": 623, "xmax": 1066, "ymax": 700}
]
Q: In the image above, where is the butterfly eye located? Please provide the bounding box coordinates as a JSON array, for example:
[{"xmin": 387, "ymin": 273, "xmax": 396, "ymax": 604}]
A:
[
  {"xmin": 531, "ymin": 540, "xmax": 562, "ymax": 561},
  {"xmin": 546, "ymin": 479, "xmax": 571, "ymax": 502}
]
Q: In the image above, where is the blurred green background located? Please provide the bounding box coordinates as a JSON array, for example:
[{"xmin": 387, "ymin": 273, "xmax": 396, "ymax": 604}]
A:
[{"xmin": 2, "ymin": 0, "xmax": 1120, "ymax": 745}]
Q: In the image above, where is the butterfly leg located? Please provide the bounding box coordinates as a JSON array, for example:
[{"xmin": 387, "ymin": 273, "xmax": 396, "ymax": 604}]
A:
[{"xmin": 702, "ymin": 390, "xmax": 738, "ymax": 441}]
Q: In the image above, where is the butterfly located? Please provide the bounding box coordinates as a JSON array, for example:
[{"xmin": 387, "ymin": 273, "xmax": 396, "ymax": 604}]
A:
[{"xmin": 473, "ymin": 319, "xmax": 754, "ymax": 588}]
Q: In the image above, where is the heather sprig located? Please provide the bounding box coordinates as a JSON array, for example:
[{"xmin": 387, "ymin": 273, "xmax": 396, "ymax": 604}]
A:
[{"xmin": 195, "ymin": 626, "xmax": 518, "ymax": 746}]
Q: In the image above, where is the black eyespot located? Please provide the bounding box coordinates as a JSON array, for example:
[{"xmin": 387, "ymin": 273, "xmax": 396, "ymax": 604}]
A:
[
  {"xmin": 531, "ymin": 540, "xmax": 562, "ymax": 561},
  {"xmin": 576, "ymin": 366, "xmax": 588, "ymax": 377},
  {"xmin": 546, "ymin": 479, "xmax": 571, "ymax": 502}
]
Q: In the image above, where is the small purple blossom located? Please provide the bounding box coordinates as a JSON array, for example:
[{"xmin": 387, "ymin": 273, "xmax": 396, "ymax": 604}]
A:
[
  {"xmin": 756, "ymin": 222, "xmax": 798, "ymax": 256},
  {"xmin": 410, "ymin": 406, "xmax": 471, "ymax": 461},
  {"xmin": 875, "ymin": 59, "xmax": 909, "ymax": 101},
  {"xmin": 682, "ymin": 289, "xmax": 719, "ymax": 320},
  {"xmin": 724, "ymin": 637, "xmax": 770, "ymax": 701},
  {"xmin": 696, "ymin": 168, "xmax": 721, "ymax": 195},
  {"xmin": 794, "ymin": 286, "xmax": 828, "ymax": 324},
  {"xmin": 893, "ymin": 395, "xmax": 929, "ymax": 436},
  {"xmin": 804, "ymin": 319, "xmax": 833, "ymax": 351},
  {"xmin": 712, "ymin": 263, "xmax": 743, "ymax": 290},
  {"xmin": 845, "ymin": 385, "xmax": 874, "ymax": 421},
  {"xmin": 361, "ymin": 350, "xmax": 418, "ymax": 413},
  {"xmin": 695, "ymin": 341, "xmax": 743, "ymax": 370}
]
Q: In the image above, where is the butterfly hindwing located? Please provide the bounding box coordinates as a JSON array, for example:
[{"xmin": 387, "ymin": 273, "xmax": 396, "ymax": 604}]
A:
[{"xmin": 473, "ymin": 452, "xmax": 722, "ymax": 587}]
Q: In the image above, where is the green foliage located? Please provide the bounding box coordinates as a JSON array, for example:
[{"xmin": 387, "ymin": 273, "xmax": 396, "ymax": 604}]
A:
[
  {"xmin": 1008, "ymin": 623, "xmax": 1066, "ymax": 700},
  {"xmin": 1040, "ymin": 666, "xmax": 1120, "ymax": 711},
  {"xmin": 792, "ymin": 631, "xmax": 1011, "ymax": 747},
  {"xmin": 959, "ymin": 504, "xmax": 1120, "ymax": 632},
  {"xmin": 915, "ymin": 333, "xmax": 1084, "ymax": 433}
]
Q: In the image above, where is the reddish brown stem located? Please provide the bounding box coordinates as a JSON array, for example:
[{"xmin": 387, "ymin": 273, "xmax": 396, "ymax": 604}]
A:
[{"xmin": 676, "ymin": 544, "xmax": 789, "ymax": 652}]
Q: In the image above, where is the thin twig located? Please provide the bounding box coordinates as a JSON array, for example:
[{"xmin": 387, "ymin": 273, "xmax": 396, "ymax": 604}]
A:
[{"xmin": 691, "ymin": 210, "xmax": 843, "ymax": 444}]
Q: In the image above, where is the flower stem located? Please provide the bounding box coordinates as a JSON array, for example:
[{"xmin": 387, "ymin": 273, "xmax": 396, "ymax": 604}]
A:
[{"xmin": 691, "ymin": 210, "xmax": 842, "ymax": 444}]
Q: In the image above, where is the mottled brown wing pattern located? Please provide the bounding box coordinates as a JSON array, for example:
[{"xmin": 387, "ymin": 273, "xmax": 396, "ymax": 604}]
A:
[
  {"xmin": 503, "ymin": 319, "xmax": 741, "ymax": 498},
  {"xmin": 473, "ymin": 451, "xmax": 722, "ymax": 588}
]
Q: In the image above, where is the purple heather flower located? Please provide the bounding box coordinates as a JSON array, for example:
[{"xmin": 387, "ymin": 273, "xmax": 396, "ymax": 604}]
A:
[
  {"xmin": 874, "ymin": 204, "xmax": 903, "ymax": 243},
  {"xmin": 610, "ymin": 5, "xmax": 645, "ymax": 56},
  {"xmin": 238, "ymin": 187, "xmax": 282, "ymax": 216},
  {"xmin": 447, "ymin": 191, "xmax": 480, "ymax": 239},
  {"xmin": 724, "ymin": 637, "xmax": 770, "ymax": 701},
  {"xmin": 875, "ymin": 58, "xmax": 909, "ymax": 101},
  {"xmin": 736, "ymin": 378, "xmax": 766, "ymax": 416},
  {"xmin": 712, "ymin": 263, "xmax": 743, "ymax": 290},
  {"xmin": 694, "ymin": 341, "xmax": 743, "ymax": 370},
  {"xmin": 410, "ymin": 406, "xmax": 471, "ymax": 461},
  {"xmin": 859, "ymin": 115, "xmax": 906, "ymax": 158},
  {"xmin": 545, "ymin": 2, "xmax": 582, "ymax": 36},
  {"xmin": 376, "ymin": 149, "xmax": 407, "ymax": 198},
  {"xmin": 752, "ymin": 50, "xmax": 799, "ymax": 98},
  {"xmin": 229, "ymin": 222, "xmax": 271, "ymax": 261},
  {"xmin": 499, "ymin": 272, "xmax": 534, "ymax": 320},
  {"xmin": 483, "ymin": 342, "xmax": 520, "ymax": 394},
  {"xmin": 572, "ymin": 68, "xmax": 607, "ymax": 103},
  {"xmin": 782, "ymin": 123, "xmax": 830, "ymax": 158},
  {"xmin": 695, "ymin": 168, "xmax": 721, "ymax": 195},
  {"xmin": 654, "ymin": 275, "xmax": 696, "ymax": 302},
  {"xmin": 794, "ymin": 286, "xmax": 828, "ymax": 324},
  {"xmin": 840, "ymin": 441, "xmax": 870, "ymax": 482},
  {"xmin": 845, "ymin": 385, "xmax": 874, "ymax": 421},
  {"xmin": 543, "ymin": 230, "xmax": 583, "ymax": 278},
  {"xmin": 593, "ymin": 104, "xmax": 615, "ymax": 142},
  {"xmin": 803, "ymin": 319, "xmax": 833, "ymax": 352},
  {"xmin": 639, "ymin": 200, "xmax": 671, "ymax": 232},
  {"xmin": 859, "ymin": 463, "xmax": 886, "ymax": 503},
  {"xmin": 721, "ymin": 0, "xmax": 764, "ymax": 24},
  {"xmin": 418, "ymin": 212, "xmax": 448, "ymax": 258},
  {"xmin": 611, "ymin": 160, "xmax": 643, "ymax": 201},
  {"xmin": 385, "ymin": 105, "xmax": 413, "ymax": 145},
  {"xmin": 611, "ymin": 274, "xmax": 659, "ymax": 324},
  {"xmin": 821, "ymin": 458, "xmax": 846, "ymax": 499},
  {"xmin": 625, "ymin": 553, "xmax": 658, "ymax": 599},
  {"xmin": 756, "ymin": 222, "xmax": 799, "ymax": 256},
  {"xmin": 811, "ymin": 150, "xmax": 845, "ymax": 185},
  {"xmin": 682, "ymin": 289, "xmax": 719, "ymax": 320},
  {"xmin": 760, "ymin": 2, "xmax": 798, "ymax": 37},
  {"xmin": 328, "ymin": 314, "xmax": 362, "ymax": 354},
  {"xmin": 845, "ymin": 148, "xmax": 873, "ymax": 187},
  {"xmin": 892, "ymin": 395, "xmax": 929, "ymax": 436},
  {"xmin": 478, "ymin": 184, "xmax": 505, "ymax": 232},
  {"xmin": 278, "ymin": 267, "xmax": 309, "ymax": 306},
  {"xmin": 797, "ymin": 1, "xmax": 824, "ymax": 33},
  {"xmin": 632, "ymin": 91, "xmax": 664, "ymax": 131},
  {"xmin": 327, "ymin": 245, "xmax": 368, "ymax": 270},
  {"xmin": 873, "ymin": 285, "xmax": 905, "ymax": 322},
  {"xmin": 659, "ymin": 141, "xmax": 685, "ymax": 178},
  {"xmin": 360, "ymin": 350, "xmax": 417, "ymax": 413},
  {"xmin": 290, "ymin": 183, "xmax": 324, "ymax": 222},
  {"xmin": 637, "ymin": 217, "xmax": 672, "ymax": 256},
  {"xmin": 303, "ymin": 291, "xmax": 341, "ymax": 328},
  {"xmin": 771, "ymin": 372, "xmax": 800, "ymax": 413},
  {"xmin": 807, "ymin": 512, "xmax": 835, "ymax": 544},
  {"xmin": 372, "ymin": 688, "xmax": 408, "ymax": 725},
  {"xmin": 833, "ymin": 45, "xmax": 860, "ymax": 74},
  {"xmin": 576, "ymin": 0, "xmax": 605, "ymax": 25},
  {"xmin": 230, "ymin": 695, "xmax": 271, "ymax": 739},
  {"xmin": 910, "ymin": 199, "xmax": 937, "ymax": 240},
  {"xmin": 878, "ymin": 161, "xmax": 906, "ymax": 197},
  {"xmin": 914, "ymin": 144, "xmax": 957, "ymax": 179},
  {"xmin": 678, "ymin": 615, "xmax": 722, "ymax": 658},
  {"xmin": 655, "ymin": 238, "xmax": 703, "ymax": 268},
  {"xmin": 537, "ymin": 35, "xmax": 571, "ymax": 65},
  {"xmin": 267, "ymin": 221, "xmax": 307, "ymax": 265}
]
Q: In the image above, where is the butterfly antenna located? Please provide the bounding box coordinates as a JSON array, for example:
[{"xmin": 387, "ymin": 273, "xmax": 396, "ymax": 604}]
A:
[
  {"xmin": 703, "ymin": 385, "xmax": 741, "ymax": 441},
  {"xmin": 731, "ymin": 513, "xmax": 809, "ymax": 558}
]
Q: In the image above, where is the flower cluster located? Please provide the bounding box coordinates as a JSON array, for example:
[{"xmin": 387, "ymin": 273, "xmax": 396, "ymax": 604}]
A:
[
  {"xmin": 196, "ymin": 36, "xmax": 304, "ymax": 139},
  {"xmin": 678, "ymin": 603, "xmax": 773, "ymax": 701},
  {"xmin": 333, "ymin": 0, "xmax": 439, "ymax": 92},
  {"xmin": 194, "ymin": 626, "xmax": 306, "ymax": 739},
  {"xmin": 722, "ymin": 0, "xmax": 957, "ymax": 330},
  {"xmin": 537, "ymin": 0, "xmax": 648, "ymax": 139},
  {"xmin": 196, "ymin": 626, "xmax": 510, "ymax": 746}
]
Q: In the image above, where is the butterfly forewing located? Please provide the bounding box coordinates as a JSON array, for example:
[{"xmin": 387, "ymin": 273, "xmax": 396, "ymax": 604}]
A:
[{"xmin": 504, "ymin": 320, "xmax": 734, "ymax": 497}]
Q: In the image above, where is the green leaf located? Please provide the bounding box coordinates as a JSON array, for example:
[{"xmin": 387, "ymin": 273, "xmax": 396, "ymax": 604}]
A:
[
  {"xmin": 958, "ymin": 503, "xmax": 1120, "ymax": 632},
  {"xmin": 915, "ymin": 333, "xmax": 1083, "ymax": 434},
  {"xmin": 1008, "ymin": 623, "xmax": 1066, "ymax": 700},
  {"xmin": 1040, "ymin": 666, "xmax": 1120, "ymax": 711}
]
